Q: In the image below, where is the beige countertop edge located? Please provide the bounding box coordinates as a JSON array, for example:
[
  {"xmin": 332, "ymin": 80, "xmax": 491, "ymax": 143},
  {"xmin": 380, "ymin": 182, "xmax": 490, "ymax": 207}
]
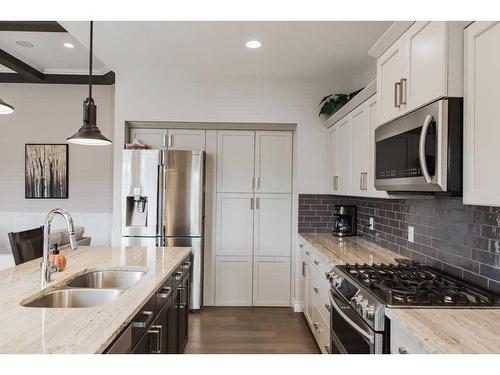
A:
[
  {"xmin": 386, "ymin": 308, "xmax": 500, "ymax": 354},
  {"xmin": 0, "ymin": 246, "xmax": 191, "ymax": 354},
  {"xmin": 297, "ymin": 232, "xmax": 402, "ymax": 265}
]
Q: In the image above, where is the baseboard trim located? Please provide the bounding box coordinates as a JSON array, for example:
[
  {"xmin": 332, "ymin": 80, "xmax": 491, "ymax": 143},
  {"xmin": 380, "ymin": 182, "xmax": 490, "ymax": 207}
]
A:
[{"xmin": 293, "ymin": 301, "xmax": 304, "ymax": 312}]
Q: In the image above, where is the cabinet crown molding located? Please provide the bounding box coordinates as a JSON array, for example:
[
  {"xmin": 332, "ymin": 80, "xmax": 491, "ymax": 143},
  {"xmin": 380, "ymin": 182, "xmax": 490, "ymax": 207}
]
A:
[
  {"xmin": 321, "ymin": 79, "xmax": 376, "ymax": 129},
  {"xmin": 368, "ymin": 21, "xmax": 415, "ymax": 58}
]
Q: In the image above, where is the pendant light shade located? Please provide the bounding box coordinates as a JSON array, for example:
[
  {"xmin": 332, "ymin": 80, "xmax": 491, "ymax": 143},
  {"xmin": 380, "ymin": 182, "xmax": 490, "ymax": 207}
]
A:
[
  {"xmin": 0, "ymin": 98, "xmax": 14, "ymax": 114},
  {"xmin": 67, "ymin": 21, "xmax": 111, "ymax": 146}
]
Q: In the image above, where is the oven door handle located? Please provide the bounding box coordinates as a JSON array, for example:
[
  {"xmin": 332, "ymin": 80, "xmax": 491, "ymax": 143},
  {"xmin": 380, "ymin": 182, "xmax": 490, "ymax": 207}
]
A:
[
  {"xmin": 418, "ymin": 114, "xmax": 433, "ymax": 183},
  {"xmin": 329, "ymin": 292, "xmax": 375, "ymax": 344}
]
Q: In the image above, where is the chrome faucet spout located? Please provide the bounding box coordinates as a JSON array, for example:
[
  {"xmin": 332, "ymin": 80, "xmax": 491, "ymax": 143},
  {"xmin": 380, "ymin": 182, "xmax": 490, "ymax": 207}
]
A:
[{"xmin": 41, "ymin": 209, "xmax": 78, "ymax": 289}]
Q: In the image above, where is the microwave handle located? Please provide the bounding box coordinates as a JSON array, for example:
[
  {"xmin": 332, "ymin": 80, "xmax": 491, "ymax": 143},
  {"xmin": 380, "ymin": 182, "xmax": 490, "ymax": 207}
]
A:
[{"xmin": 418, "ymin": 114, "xmax": 433, "ymax": 183}]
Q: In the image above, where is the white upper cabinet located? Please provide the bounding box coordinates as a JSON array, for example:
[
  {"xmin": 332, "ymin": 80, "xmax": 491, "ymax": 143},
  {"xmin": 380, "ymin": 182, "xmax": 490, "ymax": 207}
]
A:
[
  {"xmin": 376, "ymin": 21, "xmax": 464, "ymax": 126},
  {"xmin": 328, "ymin": 126, "xmax": 339, "ymax": 193},
  {"xmin": 129, "ymin": 128, "xmax": 206, "ymax": 150},
  {"xmin": 129, "ymin": 128, "xmax": 168, "ymax": 148},
  {"xmin": 404, "ymin": 22, "xmax": 447, "ymax": 111},
  {"xmin": 168, "ymin": 129, "xmax": 206, "ymax": 151},
  {"xmin": 350, "ymin": 105, "xmax": 369, "ymax": 196},
  {"xmin": 255, "ymin": 131, "xmax": 293, "ymax": 193},
  {"xmin": 367, "ymin": 97, "xmax": 389, "ymax": 198},
  {"xmin": 217, "ymin": 130, "xmax": 255, "ymax": 193},
  {"xmin": 337, "ymin": 117, "xmax": 352, "ymax": 195},
  {"xmin": 464, "ymin": 22, "xmax": 500, "ymax": 207},
  {"xmin": 215, "ymin": 193, "xmax": 254, "ymax": 256},
  {"xmin": 377, "ymin": 39, "xmax": 406, "ymax": 125},
  {"xmin": 253, "ymin": 194, "xmax": 291, "ymax": 257}
]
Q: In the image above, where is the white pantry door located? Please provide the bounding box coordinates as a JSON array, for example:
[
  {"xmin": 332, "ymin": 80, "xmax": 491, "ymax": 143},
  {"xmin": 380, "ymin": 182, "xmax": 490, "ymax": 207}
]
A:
[
  {"xmin": 217, "ymin": 130, "xmax": 255, "ymax": 193},
  {"xmin": 254, "ymin": 131, "xmax": 293, "ymax": 193},
  {"xmin": 253, "ymin": 194, "xmax": 291, "ymax": 257}
]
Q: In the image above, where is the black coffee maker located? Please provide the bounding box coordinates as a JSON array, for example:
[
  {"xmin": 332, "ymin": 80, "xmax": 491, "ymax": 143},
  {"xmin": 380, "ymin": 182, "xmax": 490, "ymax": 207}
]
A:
[{"xmin": 331, "ymin": 205, "xmax": 357, "ymax": 237}]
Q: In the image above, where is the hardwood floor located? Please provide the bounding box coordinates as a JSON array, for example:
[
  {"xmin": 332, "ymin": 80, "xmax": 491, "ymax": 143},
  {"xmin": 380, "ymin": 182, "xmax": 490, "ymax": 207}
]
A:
[{"xmin": 185, "ymin": 307, "xmax": 320, "ymax": 354}]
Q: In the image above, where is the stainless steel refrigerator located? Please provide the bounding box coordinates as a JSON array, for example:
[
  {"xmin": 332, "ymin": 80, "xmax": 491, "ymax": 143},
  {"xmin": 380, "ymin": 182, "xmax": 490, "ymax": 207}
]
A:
[{"xmin": 121, "ymin": 149, "xmax": 205, "ymax": 310}]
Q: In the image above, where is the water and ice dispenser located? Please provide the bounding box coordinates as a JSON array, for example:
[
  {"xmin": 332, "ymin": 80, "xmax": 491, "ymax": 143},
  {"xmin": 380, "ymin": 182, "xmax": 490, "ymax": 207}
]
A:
[{"xmin": 125, "ymin": 187, "xmax": 148, "ymax": 227}]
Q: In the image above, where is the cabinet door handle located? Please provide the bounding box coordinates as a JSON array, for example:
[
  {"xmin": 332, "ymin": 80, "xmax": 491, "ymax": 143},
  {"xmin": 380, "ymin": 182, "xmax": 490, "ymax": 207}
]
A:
[
  {"xmin": 398, "ymin": 346, "xmax": 408, "ymax": 354},
  {"xmin": 400, "ymin": 78, "xmax": 407, "ymax": 105},
  {"xmin": 313, "ymin": 287, "xmax": 319, "ymax": 294},
  {"xmin": 313, "ymin": 322, "xmax": 320, "ymax": 330},
  {"xmin": 148, "ymin": 325, "xmax": 162, "ymax": 354},
  {"xmin": 305, "ymin": 251, "xmax": 311, "ymax": 256},
  {"xmin": 250, "ymin": 197, "xmax": 254, "ymax": 210},
  {"xmin": 325, "ymin": 303, "xmax": 331, "ymax": 312},
  {"xmin": 256, "ymin": 197, "xmax": 260, "ymax": 210},
  {"xmin": 252, "ymin": 177, "xmax": 255, "ymax": 191},
  {"xmin": 314, "ymin": 260, "xmax": 320, "ymax": 266},
  {"xmin": 163, "ymin": 134, "xmax": 167, "ymax": 148},
  {"xmin": 174, "ymin": 271, "xmax": 183, "ymax": 281},
  {"xmin": 302, "ymin": 261, "xmax": 307, "ymax": 277},
  {"xmin": 299, "ymin": 244, "xmax": 304, "ymax": 248},
  {"xmin": 168, "ymin": 133, "xmax": 173, "ymax": 148},
  {"xmin": 182, "ymin": 261, "xmax": 191, "ymax": 269},
  {"xmin": 257, "ymin": 177, "xmax": 261, "ymax": 190},
  {"xmin": 324, "ymin": 345, "xmax": 330, "ymax": 353},
  {"xmin": 394, "ymin": 82, "xmax": 401, "ymax": 108},
  {"xmin": 359, "ymin": 173, "xmax": 363, "ymax": 190}
]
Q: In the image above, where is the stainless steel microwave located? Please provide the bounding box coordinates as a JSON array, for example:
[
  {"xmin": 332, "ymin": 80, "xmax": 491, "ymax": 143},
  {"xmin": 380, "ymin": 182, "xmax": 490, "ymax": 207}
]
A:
[{"xmin": 374, "ymin": 98, "xmax": 463, "ymax": 194}]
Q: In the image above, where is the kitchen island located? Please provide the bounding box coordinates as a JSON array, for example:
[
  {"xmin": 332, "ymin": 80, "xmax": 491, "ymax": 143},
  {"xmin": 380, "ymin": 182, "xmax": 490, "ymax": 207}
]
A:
[{"xmin": 0, "ymin": 245, "xmax": 190, "ymax": 353}]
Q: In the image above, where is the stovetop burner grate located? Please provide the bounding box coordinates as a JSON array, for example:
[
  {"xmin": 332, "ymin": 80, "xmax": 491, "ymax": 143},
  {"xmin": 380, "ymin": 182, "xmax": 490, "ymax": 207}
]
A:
[{"xmin": 340, "ymin": 263, "xmax": 497, "ymax": 307}]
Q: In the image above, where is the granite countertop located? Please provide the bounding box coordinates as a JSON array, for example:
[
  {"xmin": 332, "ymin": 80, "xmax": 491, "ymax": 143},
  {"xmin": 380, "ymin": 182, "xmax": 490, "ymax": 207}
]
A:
[
  {"xmin": 298, "ymin": 232, "xmax": 401, "ymax": 265},
  {"xmin": 386, "ymin": 308, "xmax": 500, "ymax": 354},
  {"xmin": 0, "ymin": 245, "xmax": 190, "ymax": 354}
]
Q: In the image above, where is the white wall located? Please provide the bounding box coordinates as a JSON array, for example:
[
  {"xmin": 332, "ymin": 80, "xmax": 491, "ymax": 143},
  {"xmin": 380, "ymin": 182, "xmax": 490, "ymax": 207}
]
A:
[
  {"xmin": 0, "ymin": 84, "xmax": 114, "ymax": 254},
  {"xmin": 110, "ymin": 73, "xmax": 358, "ymax": 243}
]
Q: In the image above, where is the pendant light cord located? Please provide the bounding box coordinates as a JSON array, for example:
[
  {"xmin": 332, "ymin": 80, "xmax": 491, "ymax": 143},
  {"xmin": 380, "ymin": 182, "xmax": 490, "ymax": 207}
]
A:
[{"xmin": 89, "ymin": 20, "xmax": 93, "ymax": 99}]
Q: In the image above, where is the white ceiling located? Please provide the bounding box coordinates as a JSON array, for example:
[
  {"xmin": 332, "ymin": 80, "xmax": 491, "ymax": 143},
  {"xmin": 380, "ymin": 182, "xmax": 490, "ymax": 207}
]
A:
[
  {"xmin": 62, "ymin": 21, "xmax": 392, "ymax": 79},
  {"xmin": 0, "ymin": 30, "xmax": 108, "ymax": 75}
]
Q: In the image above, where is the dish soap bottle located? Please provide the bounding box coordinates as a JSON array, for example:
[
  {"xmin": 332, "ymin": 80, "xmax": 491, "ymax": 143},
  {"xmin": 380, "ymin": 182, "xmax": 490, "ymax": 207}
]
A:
[{"xmin": 50, "ymin": 244, "xmax": 67, "ymax": 272}]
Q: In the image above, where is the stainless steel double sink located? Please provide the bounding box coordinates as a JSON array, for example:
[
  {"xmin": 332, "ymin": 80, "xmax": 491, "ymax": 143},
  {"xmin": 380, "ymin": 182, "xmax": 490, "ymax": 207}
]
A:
[{"xmin": 22, "ymin": 270, "xmax": 146, "ymax": 308}]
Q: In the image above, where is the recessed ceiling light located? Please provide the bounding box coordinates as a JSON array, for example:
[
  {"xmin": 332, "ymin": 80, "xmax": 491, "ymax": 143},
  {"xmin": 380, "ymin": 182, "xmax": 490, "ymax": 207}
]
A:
[
  {"xmin": 63, "ymin": 42, "xmax": 75, "ymax": 49},
  {"xmin": 246, "ymin": 40, "xmax": 262, "ymax": 49},
  {"xmin": 15, "ymin": 41, "xmax": 34, "ymax": 48}
]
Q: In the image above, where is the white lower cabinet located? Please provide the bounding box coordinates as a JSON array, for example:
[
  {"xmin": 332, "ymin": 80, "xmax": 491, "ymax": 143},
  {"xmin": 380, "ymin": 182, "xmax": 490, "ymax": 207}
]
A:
[
  {"xmin": 215, "ymin": 256, "xmax": 253, "ymax": 306},
  {"xmin": 390, "ymin": 317, "xmax": 430, "ymax": 354},
  {"xmin": 253, "ymin": 256, "xmax": 291, "ymax": 306},
  {"xmin": 298, "ymin": 235, "xmax": 335, "ymax": 354}
]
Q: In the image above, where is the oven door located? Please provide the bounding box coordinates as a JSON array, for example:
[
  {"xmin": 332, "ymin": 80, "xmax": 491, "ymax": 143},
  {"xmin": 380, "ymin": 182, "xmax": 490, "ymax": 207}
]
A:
[
  {"xmin": 374, "ymin": 99, "xmax": 448, "ymax": 192},
  {"xmin": 329, "ymin": 289, "xmax": 383, "ymax": 354}
]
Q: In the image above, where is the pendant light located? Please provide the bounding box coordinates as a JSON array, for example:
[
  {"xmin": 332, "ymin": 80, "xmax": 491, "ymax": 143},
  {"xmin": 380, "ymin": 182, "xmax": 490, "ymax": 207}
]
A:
[
  {"xmin": 0, "ymin": 98, "xmax": 14, "ymax": 114},
  {"xmin": 67, "ymin": 21, "xmax": 111, "ymax": 146}
]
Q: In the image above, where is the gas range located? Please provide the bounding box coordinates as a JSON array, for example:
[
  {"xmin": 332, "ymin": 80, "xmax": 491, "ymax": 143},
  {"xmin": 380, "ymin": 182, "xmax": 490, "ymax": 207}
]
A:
[{"xmin": 329, "ymin": 262, "xmax": 500, "ymax": 332}]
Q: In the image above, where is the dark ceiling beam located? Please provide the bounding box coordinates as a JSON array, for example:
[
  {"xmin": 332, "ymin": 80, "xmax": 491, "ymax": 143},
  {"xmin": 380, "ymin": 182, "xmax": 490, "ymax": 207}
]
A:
[
  {"xmin": 0, "ymin": 49, "xmax": 115, "ymax": 85},
  {"xmin": 0, "ymin": 49, "xmax": 44, "ymax": 81},
  {"xmin": 0, "ymin": 71, "xmax": 115, "ymax": 85},
  {"xmin": 0, "ymin": 21, "xmax": 66, "ymax": 33}
]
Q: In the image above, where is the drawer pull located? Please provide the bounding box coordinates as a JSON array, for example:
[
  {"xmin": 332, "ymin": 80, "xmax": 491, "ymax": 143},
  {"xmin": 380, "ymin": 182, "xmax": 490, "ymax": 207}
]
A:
[
  {"xmin": 131, "ymin": 310, "xmax": 154, "ymax": 329},
  {"xmin": 313, "ymin": 287, "xmax": 319, "ymax": 294},
  {"xmin": 182, "ymin": 261, "xmax": 192, "ymax": 269},
  {"xmin": 313, "ymin": 322, "xmax": 319, "ymax": 331},
  {"xmin": 174, "ymin": 271, "xmax": 183, "ymax": 281},
  {"xmin": 305, "ymin": 251, "xmax": 311, "ymax": 256},
  {"xmin": 157, "ymin": 286, "xmax": 172, "ymax": 299},
  {"xmin": 325, "ymin": 303, "xmax": 331, "ymax": 312},
  {"xmin": 398, "ymin": 346, "xmax": 408, "ymax": 354},
  {"xmin": 324, "ymin": 345, "xmax": 330, "ymax": 353},
  {"xmin": 314, "ymin": 260, "xmax": 320, "ymax": 266}
]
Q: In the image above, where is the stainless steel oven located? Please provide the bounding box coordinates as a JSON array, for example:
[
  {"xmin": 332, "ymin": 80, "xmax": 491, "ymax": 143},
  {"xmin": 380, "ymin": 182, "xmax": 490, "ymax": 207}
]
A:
[
  {"xmin": 374, "ymin": 98, "xmax": 462, "ymax": 193},
  {"xmin": 329, "ymin": 289, "xmax": 384, "ymax": 354}
]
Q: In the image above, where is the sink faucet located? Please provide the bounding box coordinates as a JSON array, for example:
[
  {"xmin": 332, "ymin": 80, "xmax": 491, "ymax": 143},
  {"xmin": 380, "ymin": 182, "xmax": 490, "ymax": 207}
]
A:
[{"xmin": 41, "ymin": 208, "xmax": 78, "ymax": 289}]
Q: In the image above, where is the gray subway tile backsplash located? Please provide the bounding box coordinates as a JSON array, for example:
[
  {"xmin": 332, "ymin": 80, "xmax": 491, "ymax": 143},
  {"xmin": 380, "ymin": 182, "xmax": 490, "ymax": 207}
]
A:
[{"xmin": 298, "ymin": 194, "xmax": 500, "ymax": 293}]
